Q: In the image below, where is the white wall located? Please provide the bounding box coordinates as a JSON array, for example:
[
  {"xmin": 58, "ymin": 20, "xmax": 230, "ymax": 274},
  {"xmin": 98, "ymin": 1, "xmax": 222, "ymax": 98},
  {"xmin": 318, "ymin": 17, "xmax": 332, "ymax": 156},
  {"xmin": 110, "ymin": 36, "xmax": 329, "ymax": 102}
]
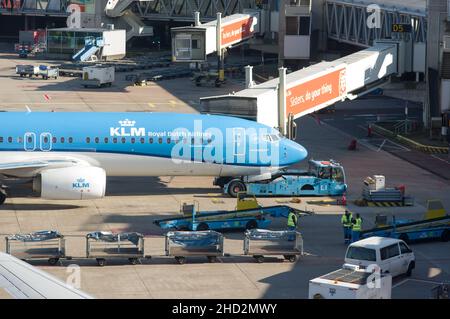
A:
[
  {"xmin": 441, "ymin": 80, "xmax": 450, "ymax": 112},
  {"xmin": 102, "ymin": 29, "xmax": 126, "ymax": 57},
  {"xmin": 284, "ymin": 35, "xmax": 310, "ymax": 59},
  {"xmin": 257, "ymin": 90, "xmax": 279, "ymax": 129}
]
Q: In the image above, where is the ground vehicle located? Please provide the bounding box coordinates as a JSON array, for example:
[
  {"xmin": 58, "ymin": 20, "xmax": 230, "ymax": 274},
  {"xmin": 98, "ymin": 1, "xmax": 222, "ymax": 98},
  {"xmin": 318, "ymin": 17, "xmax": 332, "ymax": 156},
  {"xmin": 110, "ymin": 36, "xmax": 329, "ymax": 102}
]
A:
[
  {"xmin": 82, "ymin": 65, "xmax": 114, "ymax": 88},
  {"xmin": 16, "ymin": 64, "xmax": 39, "ymax": 77},
  {"xmin": 243, "ymin": 229, "xmax": 303, "ymax": 263},
  {"xmin": 362, "ymin": 200, "xmax": 450, "ymax": 243},
  {"xmin": 165, "ymin": 230, "xmax": 224, "ymax": 264},
  {"xmin": 5, "ymin": 230, "xmax": 69, "ymax": 265},
  {"xmin": 361, "ymin": 215, "xmax": 450, "ymax": 243},
  {"xmin": 345, "ymin": 237, "xmax": 415, "ymax": 277},
  {"xmin": 154, "ymin": 196, "xmax": 303, "ymax": 231},
  {"xmin": 39, "ymin": 65, "xmax": 59, "ymax": 80},
  {"xmin": 221, "ymin": 159, "xmax": 347, "ymax": 197},
  {"xmin": 309, "ymin": 265, "xmax": 392, "ymax": 299}
]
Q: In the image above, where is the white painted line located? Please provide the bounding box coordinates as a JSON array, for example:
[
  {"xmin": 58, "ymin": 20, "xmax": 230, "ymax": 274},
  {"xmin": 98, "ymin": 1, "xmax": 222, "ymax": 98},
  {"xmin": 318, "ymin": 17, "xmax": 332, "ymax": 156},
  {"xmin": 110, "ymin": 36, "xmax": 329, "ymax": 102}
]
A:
[
  {"xmin": 392, "ymin": 278, "xmax": 409, "ymax": 289},
  {"xmin": 431, "ymin": 154, "xmax": 450, "ymax": 165},
  {"xmin": 377, "ymin": 139, "xmax": 387, "ymax": 152},
  {"xmin": 344, "ymin": 117, "xmax": 356, "ymax": 120}
]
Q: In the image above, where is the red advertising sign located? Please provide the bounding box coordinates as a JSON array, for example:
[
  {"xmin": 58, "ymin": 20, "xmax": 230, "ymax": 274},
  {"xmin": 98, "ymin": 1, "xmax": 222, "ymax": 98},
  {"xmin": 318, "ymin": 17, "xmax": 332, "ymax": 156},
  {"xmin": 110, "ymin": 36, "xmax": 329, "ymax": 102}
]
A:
[
  {"xmin": 221, "ymin": 16, "xmax": 256, "ymax": 48},
  {"xmin": 286, "ymin": 68, "xmax": 347, "ymax": 116}
]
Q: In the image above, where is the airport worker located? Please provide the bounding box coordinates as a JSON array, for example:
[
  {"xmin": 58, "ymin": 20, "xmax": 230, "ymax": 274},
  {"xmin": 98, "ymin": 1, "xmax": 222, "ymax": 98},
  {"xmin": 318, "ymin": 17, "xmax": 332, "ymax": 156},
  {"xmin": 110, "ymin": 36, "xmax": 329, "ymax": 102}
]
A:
[
  {"xmin": 287, "ymin": 210, "xmax": 298, "ymax": 241},
  {"xmin": 341, "ymin": 210, "xmax": 353, "ymax": 244},
  {"xmin": 287, "ymin": 210, "xmax": 298, "ymax": 231},
  {"xmin": 351, "ymin": 213, "xmax": 363, "ymax": 243}
]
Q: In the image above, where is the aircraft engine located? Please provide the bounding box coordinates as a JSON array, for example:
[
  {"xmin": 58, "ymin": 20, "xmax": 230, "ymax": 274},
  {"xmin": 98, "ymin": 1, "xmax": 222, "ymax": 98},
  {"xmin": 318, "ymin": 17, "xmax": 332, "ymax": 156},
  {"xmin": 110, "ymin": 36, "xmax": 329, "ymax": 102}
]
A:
[{"xmin": 33, "ymin": 167, "xmax": 106, "ymax": 200}]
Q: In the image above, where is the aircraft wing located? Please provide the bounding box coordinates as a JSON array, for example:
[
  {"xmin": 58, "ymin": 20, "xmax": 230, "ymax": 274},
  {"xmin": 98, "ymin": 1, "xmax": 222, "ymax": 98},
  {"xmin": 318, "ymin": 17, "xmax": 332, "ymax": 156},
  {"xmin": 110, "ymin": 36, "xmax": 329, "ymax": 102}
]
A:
[
  {"xmin": 0, "ymin": 158, "xmax": 84, "ymax": 177},
  {"xmin": 0, "ymin": 253, "xmax": 93, "ymax": 299}
]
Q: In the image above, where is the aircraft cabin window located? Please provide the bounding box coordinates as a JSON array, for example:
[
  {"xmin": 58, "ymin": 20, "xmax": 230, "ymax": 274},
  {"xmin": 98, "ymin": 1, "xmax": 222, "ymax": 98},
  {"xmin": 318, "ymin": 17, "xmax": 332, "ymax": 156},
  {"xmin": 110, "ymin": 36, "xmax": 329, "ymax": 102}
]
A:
[
  {"xmin": 68, "ymin": 137, "xmax": 73, "ymax": 143},
  {"xmin": 131, "ymin": 138, "xmax": 135, "ymax": 144},
  {"xmin": 95, "ymin": 137, "xmax": 99, "ymax": 144},
  {"xmin": 167, "ymin": 138, "xmax": 171, "ymax": 144},
  {"xmin": 27, "ymin": 136, "xmax": 32, "ymax": 143},
  {"xmin": 86, "ymin": 137, "xmax": 91, "ymax": 143},
  {"xmin": 17, "ymin": 137, "xmax": 23, "ymax": 143},
  {"xmin": 113, "ymin": 137, "xmax": 117, "ymax": 144},
  {"xmin": 158, "ymin": 138, "xmax": 162, "ymax": 144},
  {"xmin": 140, "ymin": 138, "xmax": 145, "ymax": 144},
  {"xmin": 8, "ymin": 137, "xmax": 12, "ymax": 143},
  {"xmin": 60, "ymin": 137, "xmax": 65, "ymax": 143},
  {"xmin": 52, "ymin": 137, "xmax": 57, "ymax": 143},
  {"xmin": 0, "ymin": 137, "xmax": 3, "ymax": 143},
  {"xmin": 43, "ymin": 136, "xmax": 49, "ymax": 143},
  {"xmin": 149, "ymin": 138, "xmax": 153, "ymax": 144},
  {"xmin": 121, "ymin": 137, "xmax": 126, "ymax": 144},
  {"xmin": 104, "ymin": 137, "xmax": 109, "ymax": 144}
]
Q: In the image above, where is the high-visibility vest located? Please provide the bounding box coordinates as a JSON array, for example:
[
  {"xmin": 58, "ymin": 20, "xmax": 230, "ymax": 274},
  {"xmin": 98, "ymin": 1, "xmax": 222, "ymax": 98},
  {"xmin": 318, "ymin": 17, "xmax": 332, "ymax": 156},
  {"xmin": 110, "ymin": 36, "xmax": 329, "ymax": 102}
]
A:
[
  {"xmin": 287, "ymin": 212, "xmax": 297, "ymax": 227},
  {"xmin": 341, "ymin": 214, "xmax": 353, "ymax": 227},
  {"xmin": 353, "ymin": 218, "xmax": 362, "ymax": 231}
]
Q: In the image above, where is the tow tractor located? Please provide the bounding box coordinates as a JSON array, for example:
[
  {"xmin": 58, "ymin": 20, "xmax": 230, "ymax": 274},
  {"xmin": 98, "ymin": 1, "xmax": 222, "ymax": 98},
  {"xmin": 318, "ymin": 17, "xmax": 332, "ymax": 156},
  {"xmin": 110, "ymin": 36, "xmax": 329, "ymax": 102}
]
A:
[
  {"xmin": 154, "ymin": 193, "xmax": 309, "ymax": 231},
  {"xmin": 217, "ymin": 159, "xmax": 347, "ymax": 198}
]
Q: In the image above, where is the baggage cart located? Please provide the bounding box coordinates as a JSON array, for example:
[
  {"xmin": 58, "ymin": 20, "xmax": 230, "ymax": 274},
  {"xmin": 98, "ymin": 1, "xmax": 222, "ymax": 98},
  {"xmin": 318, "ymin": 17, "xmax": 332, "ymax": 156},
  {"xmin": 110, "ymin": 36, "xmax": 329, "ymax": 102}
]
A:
[
  {"xmin": 86, "ymin": 231, "xmax": 145, "ymax": 266},
  {"xmin": 39, "ymin": 65, "xmax": 59, "ymax": 79},
  {"xmin": 165, "ymin": 230, "xmax": 224, "ymax": 264},
  {"xmin": 16, "ymin": 64, "xmax": 39, "ymax": 77},
  {"xmin": 5, "ymin": 230, "xmax": 67, "ymax": 265},
  {"xmin": 243, "ymin": 229, "xmax": 303, "ymax": 263}
]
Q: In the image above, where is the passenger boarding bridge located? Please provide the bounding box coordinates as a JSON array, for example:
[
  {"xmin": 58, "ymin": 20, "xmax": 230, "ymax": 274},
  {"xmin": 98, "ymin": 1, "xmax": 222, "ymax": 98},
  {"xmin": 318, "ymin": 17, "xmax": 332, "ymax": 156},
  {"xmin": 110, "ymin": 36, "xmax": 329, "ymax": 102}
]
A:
[{"xmin": 200, "ymin": 39, "xmax": 409, "ymax": 137}]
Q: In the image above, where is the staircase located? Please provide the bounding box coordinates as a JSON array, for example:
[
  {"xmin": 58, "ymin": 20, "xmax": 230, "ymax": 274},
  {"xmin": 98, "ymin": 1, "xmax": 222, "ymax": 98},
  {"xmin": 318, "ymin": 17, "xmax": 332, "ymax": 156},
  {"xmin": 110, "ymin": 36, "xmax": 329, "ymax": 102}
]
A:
[{"xmin": 104, "ymin": 0, "xmax": 153, "ymax": 40}]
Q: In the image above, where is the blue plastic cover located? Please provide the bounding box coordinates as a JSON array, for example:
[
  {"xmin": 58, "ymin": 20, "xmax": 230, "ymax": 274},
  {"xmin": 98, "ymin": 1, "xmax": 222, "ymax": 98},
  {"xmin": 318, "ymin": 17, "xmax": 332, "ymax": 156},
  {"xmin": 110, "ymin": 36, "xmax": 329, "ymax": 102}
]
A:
[
  {"xmin": 246, "ymin": 229, "xmax": 295, "ymax": 241},
  {"xmin": 167, "ymin": 231, "xmax": 221, "ymax": 247},
  {"xmin": 86, "ymin": 231, "xmax": 142, "ymax": 245},
  {"xmin": 8, "ymin": 230, "xmax": 62, "ymax": 242}
]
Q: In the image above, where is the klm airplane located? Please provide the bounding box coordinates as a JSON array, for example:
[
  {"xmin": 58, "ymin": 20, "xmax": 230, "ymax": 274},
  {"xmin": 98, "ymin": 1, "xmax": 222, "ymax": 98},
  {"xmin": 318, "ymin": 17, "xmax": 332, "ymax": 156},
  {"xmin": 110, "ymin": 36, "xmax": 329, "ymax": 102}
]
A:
[{"xmin": 0, "ymin": 112, "xmax": 307, "ymax": 204}]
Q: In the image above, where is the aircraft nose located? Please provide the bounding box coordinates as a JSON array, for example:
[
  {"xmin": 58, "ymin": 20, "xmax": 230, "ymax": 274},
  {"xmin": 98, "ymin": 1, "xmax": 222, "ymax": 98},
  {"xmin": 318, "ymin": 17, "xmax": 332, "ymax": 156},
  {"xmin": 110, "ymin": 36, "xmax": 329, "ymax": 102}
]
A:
[{"xmin": 284, "ymin": 139, "xmax": 308, "ymax": 165}]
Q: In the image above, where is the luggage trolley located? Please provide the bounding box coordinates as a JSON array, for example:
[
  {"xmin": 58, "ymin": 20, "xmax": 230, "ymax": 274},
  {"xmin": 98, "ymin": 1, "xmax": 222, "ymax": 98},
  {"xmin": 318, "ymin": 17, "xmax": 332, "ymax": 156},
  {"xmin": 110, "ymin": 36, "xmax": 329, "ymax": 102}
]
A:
[
  {"xmin": 165, "ymin": 230, "xmax": 224, "ymax": 264},
  {"xmin": 5, "ymin": 230, "xmax": 67, "ymax": 265},
  {"xmin": 243, "ymin": 229, "xmax": 304, "ymax": 263},
  {"xmin": 86, "ymin": 231, "xmax": 146, "ymax": 266}
]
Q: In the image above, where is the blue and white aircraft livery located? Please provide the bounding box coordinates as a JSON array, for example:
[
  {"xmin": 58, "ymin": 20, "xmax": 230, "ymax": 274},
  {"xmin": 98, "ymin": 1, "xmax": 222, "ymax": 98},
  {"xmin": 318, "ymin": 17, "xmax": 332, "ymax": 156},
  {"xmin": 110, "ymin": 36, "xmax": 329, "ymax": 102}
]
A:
[{"xmin": 0, "ymin": 112, "xmax": 307, "ymax": 204}]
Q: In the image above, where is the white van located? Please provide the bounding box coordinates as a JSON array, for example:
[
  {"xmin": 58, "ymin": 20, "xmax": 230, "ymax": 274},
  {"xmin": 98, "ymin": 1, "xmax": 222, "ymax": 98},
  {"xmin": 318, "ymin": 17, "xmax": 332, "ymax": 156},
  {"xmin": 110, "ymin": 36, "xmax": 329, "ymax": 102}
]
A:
[{"xmin": 345, "ymin": 237, "xmax": 415, "ymax": 277}]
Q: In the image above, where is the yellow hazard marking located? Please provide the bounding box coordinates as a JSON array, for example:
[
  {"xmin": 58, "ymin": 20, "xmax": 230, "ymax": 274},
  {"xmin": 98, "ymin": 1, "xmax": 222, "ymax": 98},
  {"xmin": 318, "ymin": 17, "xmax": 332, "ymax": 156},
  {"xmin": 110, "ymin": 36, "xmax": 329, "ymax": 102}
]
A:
[
  {"xmin": 148, "ymin": 102, "xmax": 155, "ymax": 108},
  {"xmin": 211, "ymin": 198, "xmax": 225, "ymax": 204}
]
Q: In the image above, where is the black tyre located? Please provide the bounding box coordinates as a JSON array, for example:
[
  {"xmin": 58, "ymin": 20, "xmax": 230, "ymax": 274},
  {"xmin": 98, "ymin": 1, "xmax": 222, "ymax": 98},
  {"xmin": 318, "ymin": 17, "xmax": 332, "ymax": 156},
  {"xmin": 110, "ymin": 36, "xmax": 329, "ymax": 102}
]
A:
[
  {"xmin": 177, "ymin": 225, "xmax": 190, "ymax": 231},
  {"xmin": 227, "ymin": 180, "xmax": 246, "ymax": 198},
  {"xmin": 97, "ymin": 258, "xmax": 106, "ymax": 267},
  {"xmin": 48, "ymin": 258, "xmax": 59, "ymax": 266},
  {"xmin": 207, "ymin": 256, "xmax": 218, "ymax": 263},
  {"xmin": 441, "ymin": 230, "xmax": 450, "ymax": 242},
  {"xmin": 0, "ymin": 190, "xmax": 6, "ymax": 205},
  {"xmin": 254, "ymin": 256, "xmax": 264, "ymax": 263},
  {"xmin": 406, "ymin": 261, "xmax": 415, "ymax": 277},
  {"xmin": 175, "ymin": 256, "xmax": 186, "ymax": 264},
  {"xmin": 284, "ymin": 255, "xmax": 297, "ymax": 262},
  {"xmin": 399, "ymin": 233, "xmax": 410, "ymax": 244},
  {"xmin": 129, "ymin": 258, "xmax": 138, "ymax": 265},
  {"xmin": 196, "ymin": 222, "xmax": 209, "ymax": 231},
  {"xmin": 245, "ymin": 220, "xmax": 258, "ymax": 230}
]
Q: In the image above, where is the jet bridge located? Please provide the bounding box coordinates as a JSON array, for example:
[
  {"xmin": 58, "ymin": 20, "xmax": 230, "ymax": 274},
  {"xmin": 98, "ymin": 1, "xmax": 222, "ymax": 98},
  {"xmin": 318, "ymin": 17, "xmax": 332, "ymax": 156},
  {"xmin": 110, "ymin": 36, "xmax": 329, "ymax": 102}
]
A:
[
  {"xmin": 171, "ymin": 11, "xmax": 262, "ymax": 62},
  {"xmin": 200, "ymin": 40, "xmax": 406, "ymax": 135}
]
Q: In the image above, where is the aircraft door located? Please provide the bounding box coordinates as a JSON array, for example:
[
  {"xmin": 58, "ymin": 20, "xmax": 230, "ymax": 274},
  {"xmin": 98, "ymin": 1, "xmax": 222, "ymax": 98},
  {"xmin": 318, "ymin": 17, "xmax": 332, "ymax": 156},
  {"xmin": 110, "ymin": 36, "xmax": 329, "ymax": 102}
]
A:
[
  {"xmin": 40, "ymin": 132, "xmax": 52, "ymax": 151},
  {"xmin": 24, "ymin": 132, "xmax": 36, "ymax": 151}
]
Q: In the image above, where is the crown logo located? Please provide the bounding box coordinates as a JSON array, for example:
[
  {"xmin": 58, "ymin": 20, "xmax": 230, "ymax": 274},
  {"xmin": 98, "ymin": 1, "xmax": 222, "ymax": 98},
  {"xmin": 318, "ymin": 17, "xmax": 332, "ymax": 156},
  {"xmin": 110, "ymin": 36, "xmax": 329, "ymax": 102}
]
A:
[
  {"xmin": 119, "ymin": 119, "xmax": 136, "ymax": 127},
  {"xmin": 76, "ymin": 178, "xmax": 85, "ymax": 183}
]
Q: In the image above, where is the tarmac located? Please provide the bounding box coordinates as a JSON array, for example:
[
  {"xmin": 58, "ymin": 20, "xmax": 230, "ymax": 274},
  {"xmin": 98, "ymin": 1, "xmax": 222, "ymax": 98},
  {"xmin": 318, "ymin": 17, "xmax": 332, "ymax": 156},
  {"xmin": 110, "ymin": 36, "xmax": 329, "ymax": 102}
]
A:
[{"xmin": 0, "ymin": 52, "xmax": 449, "ymax": 299}]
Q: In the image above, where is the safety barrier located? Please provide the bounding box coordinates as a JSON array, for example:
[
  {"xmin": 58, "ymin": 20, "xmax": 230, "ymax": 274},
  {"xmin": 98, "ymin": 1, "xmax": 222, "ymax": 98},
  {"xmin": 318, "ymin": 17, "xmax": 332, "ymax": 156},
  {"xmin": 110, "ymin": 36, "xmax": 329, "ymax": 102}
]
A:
[{"xmin": 372, "ymin": 124, "xmax": 449, "ymax": 154}]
